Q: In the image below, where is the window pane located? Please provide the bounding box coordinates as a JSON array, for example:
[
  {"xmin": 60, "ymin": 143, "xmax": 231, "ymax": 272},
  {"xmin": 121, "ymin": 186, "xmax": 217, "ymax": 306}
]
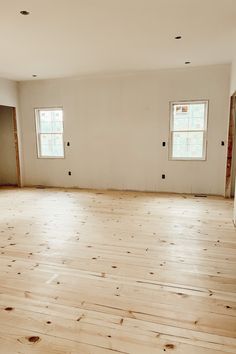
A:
[
  {"xmin": 52, "ymin": 121, "xmax": 63, "ymax": 133},
  {"xmin": 173, "ymin": 105, "xmax": 189, "ymax": 131},
  {"xmin": 40, "ymin": 120, "xmax": 52, "ymax": 133},
  {"xmin": 173, "ymin": 103, "xmax": 206, "ymax": 131},
  {"xmin": 40, "ymin": 134, "xmax": 64, "ymax": 157},
  {"xmin": 172, "ymin": 131, "xmax": 204, "ymax": 159},
  {"xmin": 39, "ymin": 109, "xmax": 63, "ymax": 133},
  {"xmin": 39, "ymin": 111, "xmax": 53, "ymax": 133},
  {"xmin": 189, "ymin": 104, "xmax": 205, "ymax": 130}
]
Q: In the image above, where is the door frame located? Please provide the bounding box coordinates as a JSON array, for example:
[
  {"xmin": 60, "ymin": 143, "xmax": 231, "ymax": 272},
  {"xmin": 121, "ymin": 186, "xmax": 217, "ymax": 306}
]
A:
[{"xmin": 225, "ymin": 92, "xmax": 236, "ymax": 197}]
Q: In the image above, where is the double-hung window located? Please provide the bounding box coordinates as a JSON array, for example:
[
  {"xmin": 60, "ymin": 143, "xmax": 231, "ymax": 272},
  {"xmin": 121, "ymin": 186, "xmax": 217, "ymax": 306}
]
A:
[
  {"xmin": 35, "ymin": 108, "xmax": 64, "ymax": 158},
  {"xmin": 170, "ymin": 101, "xmax": 208, "ymax": 160}
]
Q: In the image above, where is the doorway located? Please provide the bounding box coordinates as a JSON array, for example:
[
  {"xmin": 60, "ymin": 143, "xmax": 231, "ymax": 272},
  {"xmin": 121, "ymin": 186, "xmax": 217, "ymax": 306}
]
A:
[{"xmin": 0, "ymin": 105, "xmax": 21, "ymax": 187}]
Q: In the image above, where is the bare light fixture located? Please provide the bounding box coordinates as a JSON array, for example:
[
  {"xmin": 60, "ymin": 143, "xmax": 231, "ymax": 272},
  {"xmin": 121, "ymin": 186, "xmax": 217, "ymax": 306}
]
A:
[
  {"xmin": 175, "ymin": 35, "xmax": 182, "ymax": 40},
  {"xmin": 185, "ymin": 61, "xmax": 191, "ymax": 64},
  {"xmin": 20, "ymin": 10, "xmax": 30, "ymax": 15}
]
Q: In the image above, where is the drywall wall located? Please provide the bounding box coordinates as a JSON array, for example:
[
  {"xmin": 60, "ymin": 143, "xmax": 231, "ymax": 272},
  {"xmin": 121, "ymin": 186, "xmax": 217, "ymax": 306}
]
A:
[
  {"xmin": 19, "ymin": 64, "xmax": 230, "ymax": 195},
  {"xmin": 230, "ymin": 59, "xmax": 236, "ymax": 95},
  {"xmin": 0, "ymin": 78, "xmax": 18, "ymax": 107},
  {"xmin": 0, "ymin": 106, "xmax": 17, "ymax": 185}
]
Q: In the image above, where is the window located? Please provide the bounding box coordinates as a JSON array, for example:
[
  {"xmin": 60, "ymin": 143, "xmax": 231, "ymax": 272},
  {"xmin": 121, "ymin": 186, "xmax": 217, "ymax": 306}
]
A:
[
  {"xmin": 170, "ymin": 101, "xmax": 208, "ymax": 160},
  {"xmin": 35, "ymin": 108, "xmax": 64, "ymax": 158}
]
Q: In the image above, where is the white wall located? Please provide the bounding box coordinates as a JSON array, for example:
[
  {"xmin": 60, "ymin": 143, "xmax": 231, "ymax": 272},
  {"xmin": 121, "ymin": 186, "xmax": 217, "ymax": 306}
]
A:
[
  {"xmin": 0, "ymin": 78, "xmax": 18, "ymax": 107},
  {"xmin": 230, "ymin": 59, "xmax": 236, "ymax": 95},
  {"xmin": 0, "ymin": 106, "xmax": 17, "ymax": 185},
  {"xmin": 19, "ymin": 64, "xmax": 231, "ymax": 195}
]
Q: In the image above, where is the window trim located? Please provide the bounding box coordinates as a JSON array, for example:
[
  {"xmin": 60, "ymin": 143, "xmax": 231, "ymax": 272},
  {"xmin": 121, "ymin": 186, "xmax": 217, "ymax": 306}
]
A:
[
  {"xmin": 35, "ymin": 107, "xmax": 65, "ymax": 159},
  {"xmin": 169, "ymin": 100, "xmax": 209, "ymax": 161}
]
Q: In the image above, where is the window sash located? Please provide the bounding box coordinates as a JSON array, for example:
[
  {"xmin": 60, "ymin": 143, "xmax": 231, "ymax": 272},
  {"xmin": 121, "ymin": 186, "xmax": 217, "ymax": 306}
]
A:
[
  {"xmin": 35, "ymin": 108, "xmax": 65, "ymax": 158},
  {"xmin": 169, "ymin": 101, "xmax": 208, "ymax": 161},
  {"xmin": 170, "ymin": 131, "xmax": 207, "ymax": 160}
]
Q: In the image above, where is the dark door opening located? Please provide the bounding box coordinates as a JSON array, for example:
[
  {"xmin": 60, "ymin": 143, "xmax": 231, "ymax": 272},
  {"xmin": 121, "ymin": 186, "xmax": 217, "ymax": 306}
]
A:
[{"xmin": 0, "ymin": 105, "xmax": 21, "ymax": 187}]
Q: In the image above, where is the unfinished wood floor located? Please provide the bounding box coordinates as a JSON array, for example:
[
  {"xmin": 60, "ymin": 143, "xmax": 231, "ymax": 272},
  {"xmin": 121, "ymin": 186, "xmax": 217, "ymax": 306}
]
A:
[{"xmin": 0, "ymin": 187, "xmax": 235, "ymax": 354}]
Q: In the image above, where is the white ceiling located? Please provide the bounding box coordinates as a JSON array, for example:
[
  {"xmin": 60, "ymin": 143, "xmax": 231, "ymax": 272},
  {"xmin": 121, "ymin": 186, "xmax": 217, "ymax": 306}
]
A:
[{"xmin": 0, "ymin": 0, "xmax": 236, "ymax": 81}]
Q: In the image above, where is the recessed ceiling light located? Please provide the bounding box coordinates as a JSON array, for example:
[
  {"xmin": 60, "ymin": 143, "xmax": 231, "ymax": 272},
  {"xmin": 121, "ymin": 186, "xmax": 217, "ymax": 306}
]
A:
[
  {"xmin": 20, "ymin": 10, "xmax": 30, "ymax": 15},
  {"xmin": 175, "ymin": 36, "xmax": 182, "ymax": 40},
  {"xmin": 32, "ymin": 74, "xmax": 37, "ymax": 78},
  {"xmin": 185, "ymin": 61, "xmax": 191, "ymax": 65}
]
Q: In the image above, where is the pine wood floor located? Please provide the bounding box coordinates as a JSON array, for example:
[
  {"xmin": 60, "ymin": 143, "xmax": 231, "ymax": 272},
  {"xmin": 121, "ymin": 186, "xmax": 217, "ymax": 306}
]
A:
[{"xmin": 0, "ymin": 187, "xmax": 235, "ymax": 354}]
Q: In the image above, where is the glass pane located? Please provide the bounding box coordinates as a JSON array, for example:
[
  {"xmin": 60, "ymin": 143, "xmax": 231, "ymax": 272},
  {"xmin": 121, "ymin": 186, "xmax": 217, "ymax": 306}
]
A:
[
  {"xmin": 173, "ymin": 103, "xmax": 206, "ymax": 131},
  {"xmin": 52, "ymin": 121, "xmax": 63, "ymax": 133},
  {"xmin": 40, "ymin": 120, "xmax": 52, "ymax": 133},
  {"xmin": 188, "ymin": 144, "xmax": 203, "ymax": 158},
  {"xmin": 40, "ymin": 134, "xmax": 64, "ymax": 157},
  {"xmin": 39, "ymin": 109, "xmax": 63, "ymax": 133},
  {"xmin": 172, "ymin": 131, "xmax": 204, "ymax": 159}
]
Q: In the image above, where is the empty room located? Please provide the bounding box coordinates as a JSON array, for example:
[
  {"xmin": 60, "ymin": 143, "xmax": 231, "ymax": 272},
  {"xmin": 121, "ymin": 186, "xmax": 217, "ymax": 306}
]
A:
[{"xmin": 0, "ymin": 1, "xmax": 236, "ymax": 353}]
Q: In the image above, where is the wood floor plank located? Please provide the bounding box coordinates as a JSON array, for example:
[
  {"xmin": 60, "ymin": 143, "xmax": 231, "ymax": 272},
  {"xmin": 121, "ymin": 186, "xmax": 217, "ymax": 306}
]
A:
[{"xmin": 0, "ymin": 187, "xmax": 235, "ymax": 353}]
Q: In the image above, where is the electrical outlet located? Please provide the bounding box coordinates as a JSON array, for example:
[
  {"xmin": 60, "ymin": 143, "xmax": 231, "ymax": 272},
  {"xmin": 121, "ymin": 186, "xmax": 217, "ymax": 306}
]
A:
[
  {"xmin": 162, "ymin": 142, "xmax": 166, "ymax": 147},
  {"xmin": 162, "ymin": 174, "xmax": 165, "ymax": 179},
  {"xmin": 68, "ymin": 171, "xmax": 72, "ymax": 176}
]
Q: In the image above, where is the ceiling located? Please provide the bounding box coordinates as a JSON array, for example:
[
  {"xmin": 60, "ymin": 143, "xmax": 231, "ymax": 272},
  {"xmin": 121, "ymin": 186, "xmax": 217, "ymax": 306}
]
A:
[{"xmin": 0, "ymin": 0, "xmax": 236, "ymax": 81}]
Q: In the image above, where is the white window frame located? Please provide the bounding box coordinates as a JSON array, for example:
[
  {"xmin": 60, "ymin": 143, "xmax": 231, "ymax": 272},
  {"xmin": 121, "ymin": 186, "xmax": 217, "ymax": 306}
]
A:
[
  {"xmin": 35, "ymin": 107, "xmax": 65, "ymax": 159},
  {"xmin": 169, "ymin": 100, "xmax": 208, "ymax": 161}
]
